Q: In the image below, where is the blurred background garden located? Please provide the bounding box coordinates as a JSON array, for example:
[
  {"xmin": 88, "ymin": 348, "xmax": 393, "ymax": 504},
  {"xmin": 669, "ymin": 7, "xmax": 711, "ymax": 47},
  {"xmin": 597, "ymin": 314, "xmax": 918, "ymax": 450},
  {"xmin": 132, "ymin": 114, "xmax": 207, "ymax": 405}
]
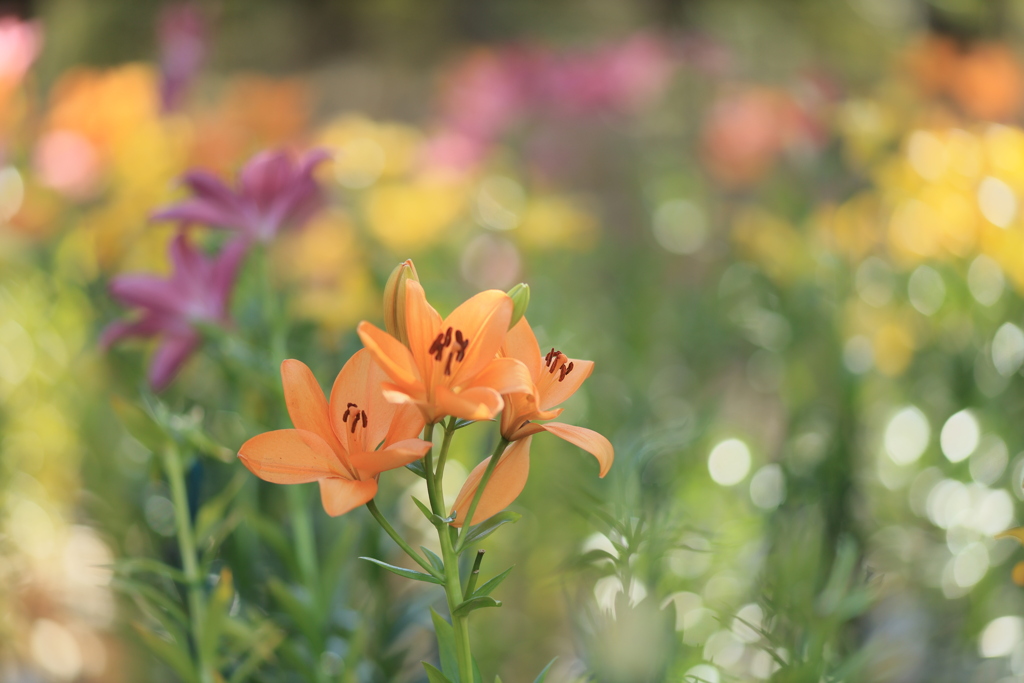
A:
[{"xmin": 5, "ymin": 0, "xmax": 1024, "ymax": 681}]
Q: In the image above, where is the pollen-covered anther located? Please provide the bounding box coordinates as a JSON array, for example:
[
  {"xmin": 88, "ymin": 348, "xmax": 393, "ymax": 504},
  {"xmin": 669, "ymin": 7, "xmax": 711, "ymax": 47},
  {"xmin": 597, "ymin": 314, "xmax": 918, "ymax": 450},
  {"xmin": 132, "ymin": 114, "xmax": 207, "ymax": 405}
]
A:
[
  {"xmin": 558, "ymin": 361, "xmax": 574, "ymax": 382},
  {"xmin": 342, "ymin": 402, "xmax": 368, "ymax": 432},
  {"xmin": 429, "ymin": 326, "xmax": 472, "ymax": 375}
]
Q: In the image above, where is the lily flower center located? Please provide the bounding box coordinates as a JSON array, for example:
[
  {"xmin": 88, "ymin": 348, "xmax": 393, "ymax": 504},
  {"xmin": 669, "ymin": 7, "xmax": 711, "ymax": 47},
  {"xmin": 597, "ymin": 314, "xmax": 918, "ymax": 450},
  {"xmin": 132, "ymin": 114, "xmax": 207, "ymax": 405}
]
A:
[
  {"xmin": 341, "ymin": 402, "xmax": 369, "ymax": 434},
  {"xmin": 429, "ymin": 326, "xmax": 472, "ymax": 377},
  {"xmin": 544, "ymin": 347, "xmax": 575, "ymax": 382}
]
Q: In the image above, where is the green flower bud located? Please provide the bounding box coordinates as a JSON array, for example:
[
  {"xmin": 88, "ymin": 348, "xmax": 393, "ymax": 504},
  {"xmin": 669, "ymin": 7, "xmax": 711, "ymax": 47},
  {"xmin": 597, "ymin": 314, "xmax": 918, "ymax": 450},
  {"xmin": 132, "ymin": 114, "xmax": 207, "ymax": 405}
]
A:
[
  {"xmin": 383, "ymin": 259, "xmax": 419, "ymax": 346},
  {"xmin": 506, "ymin": 282, "xmax": 530, "ymax": 330}
]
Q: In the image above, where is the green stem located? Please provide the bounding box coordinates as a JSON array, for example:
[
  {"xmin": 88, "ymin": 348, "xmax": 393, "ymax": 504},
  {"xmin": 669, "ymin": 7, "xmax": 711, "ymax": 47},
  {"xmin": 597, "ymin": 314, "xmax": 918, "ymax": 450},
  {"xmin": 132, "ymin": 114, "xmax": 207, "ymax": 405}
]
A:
[
  {"xmin": 455, "ymin": 437, "xmax": 509, "ymax": 554},
  {"xmin": 423, "ymin": 422, "xmax": 440, "ymax": 514},
  {"xmin": 434, "ymin": 418, "xmax": 456, "ymax": 507},
  {"xmin": 365, "ymin": 499, "xmax": 442, "ymax": 579},
  {"xmin": 426, "ymin": 418, "xmax": 474, "ymax": 682},
  {"xmin": 161, "ymin": 445, "xmax": 214, "ymax": 683},
  {"xmin": 439, "ymin": 515, "xmax": 474, "ymax": 683}
]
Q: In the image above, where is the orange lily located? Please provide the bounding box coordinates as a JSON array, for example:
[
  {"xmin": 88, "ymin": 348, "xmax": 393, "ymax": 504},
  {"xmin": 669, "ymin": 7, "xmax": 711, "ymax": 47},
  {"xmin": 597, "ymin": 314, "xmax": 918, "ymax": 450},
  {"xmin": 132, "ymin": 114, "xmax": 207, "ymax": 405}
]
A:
[
  {"xmin": 452, "ymin": 317, "xmax": 613, "ymax": 526},
  {"xmin": 357, "ymin": 279, "xmax": 532, "ymax": 424},
  {"xmin": 238, "ymin": 349, "xmax": 431, "ymax": 516}
]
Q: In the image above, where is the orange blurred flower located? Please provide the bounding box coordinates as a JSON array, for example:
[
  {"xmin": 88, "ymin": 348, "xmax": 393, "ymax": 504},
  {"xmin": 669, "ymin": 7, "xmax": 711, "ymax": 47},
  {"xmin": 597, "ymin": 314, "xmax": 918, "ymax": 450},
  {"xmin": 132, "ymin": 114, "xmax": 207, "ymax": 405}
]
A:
[
  {"xmin": 357, "ymin": 279, "xmax": 532, "ymax": 424},
  {"xmin": 451, "ymin": 317, "xmax": 613, "ymax": 526},
  {"xmin": 238, "ymin": 351, "xmax": 430, "ymax": 516},
  {"xmin": 906, "ymin": 36, "xmax": 1024, "ymax": 121}
]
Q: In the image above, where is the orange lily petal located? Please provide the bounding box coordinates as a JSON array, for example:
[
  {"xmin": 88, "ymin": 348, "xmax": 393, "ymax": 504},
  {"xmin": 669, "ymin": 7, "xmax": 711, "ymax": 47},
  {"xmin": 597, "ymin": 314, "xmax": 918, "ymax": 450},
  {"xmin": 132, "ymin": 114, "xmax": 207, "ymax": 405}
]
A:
[
  {"xmin": 238, "ymin": 429, "xmax": 343, "ymax": 483},
  {"xmin": 503, "ymin": 317, "xmax": 543, "ymax": 378},
  {"xmin": 329, "ymin": 348, "xmax": 399, "ymax": 453},
  {"xmin": 435, "ymin": 384, "xmax": 504, "ymax": 422},
  {"xmin": 467, "ymin": 357, "xmax": 534, "ymax": 396},
  {"xmin": 443, "ymin": 289, "xmax": 513, "ymax": 386},
  {"xmin": 537, "ymin": 358, "xmax": 594, "ymax": 411},
  {"xmin": 356, "ymin": 321, "xmax": 420, "ymax": 389},
  {"xmin": 318, "ymin": 477, "xmax": 378, "ymax": 517},
  {"xmin": 281, "ymin": 359, "xmax": 344, "ymax": 453},
  {"xmin": 451, "ymin": 436, "xmax": 532, "ymax": 527},
  {"xmin": 350, "ymin": 438, "xmax": 432, "ymax": 476},
  {"xmin": 403, "ymin": 280, "xmax": 443, "ymax": 387},
  {"xmin": 383, "ymin": 403, "xmax": 427, "ymax": 448},
  {"xmin": 539, "ymin": 422, "xmax": 614, "ymax": 477}
]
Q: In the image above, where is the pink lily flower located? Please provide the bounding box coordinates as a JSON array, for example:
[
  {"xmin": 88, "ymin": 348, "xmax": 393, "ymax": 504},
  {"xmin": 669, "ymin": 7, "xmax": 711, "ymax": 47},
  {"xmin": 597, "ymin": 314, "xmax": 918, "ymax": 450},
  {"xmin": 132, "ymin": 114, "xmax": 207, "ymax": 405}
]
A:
[
  {"xmin": 102, "ymin": 234, "xmax": 247, "ymax": 391},
  {"xmin": 152, "ymin": 149, "xmax": 331, "ymax": 243}
]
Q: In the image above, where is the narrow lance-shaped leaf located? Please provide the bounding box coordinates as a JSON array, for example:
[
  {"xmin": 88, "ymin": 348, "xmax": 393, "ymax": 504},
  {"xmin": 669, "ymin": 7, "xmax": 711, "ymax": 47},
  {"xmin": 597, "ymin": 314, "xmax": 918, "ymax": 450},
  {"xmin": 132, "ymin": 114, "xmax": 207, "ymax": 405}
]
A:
[
  {"xmin": 452, "ymin": 596, "xmax": 501, "ymax": 618},
  {"xmin": 431, "ymin": 607, "xmax": 460, "ymax": 681},
  {"xmin": 423, "ymin": 662, "xmax": 454, "ymax": 683},
  {"xmin": 533, "ymin": 657, "xmax": 557, "ymax": 683},
  {"xmin": 470, "ymin": 566, "xmax": 514, "ymax": 598},
  {"xmin": 360, "ymin": 557, "xmax": 444, "ymax": 585},
  {"xmin": 132, "ymin": 622, "xmax": 200, "ymax": 683},
  {"xmin": 421, "ymin": 546, "xmax": 445, "ymax": 573},
  {"xmin": 460, "ymin": 511, "xmax": 522, "ymax": 548}
]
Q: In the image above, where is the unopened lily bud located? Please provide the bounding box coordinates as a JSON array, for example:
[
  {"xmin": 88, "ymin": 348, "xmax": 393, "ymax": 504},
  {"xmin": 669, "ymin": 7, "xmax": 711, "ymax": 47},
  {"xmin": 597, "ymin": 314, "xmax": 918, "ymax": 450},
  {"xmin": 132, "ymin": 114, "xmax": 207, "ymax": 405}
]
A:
[
  {"xmin": 506, "ymin": 283, "xmax": 530, "ymax": 329},
  {"xmin": 384, "ymin": 259, "xmax": 419, "ymax": 346}
]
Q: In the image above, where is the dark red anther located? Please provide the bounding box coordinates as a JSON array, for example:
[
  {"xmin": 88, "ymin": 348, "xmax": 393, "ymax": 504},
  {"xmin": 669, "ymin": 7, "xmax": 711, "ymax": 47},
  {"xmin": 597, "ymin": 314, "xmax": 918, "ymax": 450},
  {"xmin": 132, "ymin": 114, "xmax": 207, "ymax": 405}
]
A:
[
  {"xmin": 444, "ymin": 326, "xmax": 453, "ymax": 346},
  {"xmin": 548, "ymin": 353, "xmax": 562, "ymax": 374},
  {"xmin": 361, "ymin": 411, "xmax": 368, "ymax": 428},
  {"xmin": 350, "ymin": 412, "xmax": 360, "ymax": 433},
  {"xmin": 558, "ymin": 361, "xmax": 575, "ymax": 382},
  {"xmin": 429, "ymin": 333, "xmax": 446, "ymax": 360},
  {"xmin": 445, "ymin": 352, "xmax": 454, "ymax": 376},
  {"xmin": 342, "ymin": 409, "xmax": 351, "ymax": 422},
  {"xmin": 545, "ymin": 348, "xmax": 557, "ymax": 365}
]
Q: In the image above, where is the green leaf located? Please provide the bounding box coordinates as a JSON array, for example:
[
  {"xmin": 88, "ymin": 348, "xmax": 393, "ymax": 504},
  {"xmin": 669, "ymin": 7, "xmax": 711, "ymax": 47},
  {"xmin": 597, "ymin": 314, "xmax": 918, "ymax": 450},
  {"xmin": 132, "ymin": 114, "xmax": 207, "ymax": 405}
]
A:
[
  {"xmin": 247, "ymin": 511, "xmax": 300, "ymax": 579},
  {"xmin": 406, "ymin": 460, "xmax": 429, "ymax": 478},
  {"xmin": 359, "ymin": 557, "xmax": 443, "ymax": 585},
  {"xmin": 412, "ymin": 496, "xmax": 452, "ymax": 526},
  {"xmin": 112, "ymin": 395, "xmax": 168, "ymax": 451},
  {"xmin": 200, "ymin": 568, "xmax": 234, "ymax": 664},
  {"xmin": 195, "ymin": 470, "xmax": 248, "ymax": 544},
  {"xmin": 111, "ymin": 577, "xmax": 188, "ymax": 627},
  {"xmin": 495, "ymin": 677, "xmax": 504, "ymax": 683},
  {"xmin": 421, "ymin": 546, "xmax": 445, "ymax": 573},
  {"xmin": 113, "ymin": 558, "xmax": 188, "ymax": 584},
  {"xmin": 453, "ymin": 418, "xmax": 476, "ymax": 430},
  {"xmin": 226, "ymin": 620, "xmax": 285, "ymax": 683},
  {"xmin": 470, "ymin": 566, "xmax": 514, "ymax": 598},
  {"xmin": 452, "ymin": 595, "xmax": 501, "ymax": 618},
  {"xmin": 430, "ymin": 608, "xmax": 460, "ymax": 681},
  {"xmin": 423, "ymin": 662, "xmax": 454, "ymax": 683},
  {"xmin": 533, "ymin": 657, "xmax": 557, "ymax": 683},
  {"xmin": 267, "ymin": 578, "xmax": 321, "ymax": 647},
  {"xmin": 132, "ymin": 622, "xmax": 199, "ymax": 683},
  {"xmin": 461, "ymin": 511, "xmax": 522, "ymax": 547}
]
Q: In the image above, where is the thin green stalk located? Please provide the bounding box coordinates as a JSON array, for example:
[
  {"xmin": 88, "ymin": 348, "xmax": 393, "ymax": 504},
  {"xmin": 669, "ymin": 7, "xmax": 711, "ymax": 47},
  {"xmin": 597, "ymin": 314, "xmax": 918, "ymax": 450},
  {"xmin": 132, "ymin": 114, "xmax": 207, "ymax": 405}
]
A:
[
  {"xmin": 439, "ymin": 505, "xmax": 474, "ymax": 683},
  {"xmin": 365, "ymin": 499, "xmax": 442, "ymax": 579},
  {"xmin": 434, "ymin": 417, "xmax": 456, "ymax": 499},
  {"xmin": 161, "ymin": 444, "xmax": 214, "ymax": 683},
  {"xmin": 422, "ymin": 422, "xmax": 440, "ymax": 513},
  {"xmin": 464, "ymin": 550, "xmax": 485, "ymax": 597},
  {"xmin": 427, "ymin": 418, "xmax": 474, "ymax": 683},
  {"xmin": 454, "ymin": 437, "xmax": 509, "ymax": 554},
  {"xmin": 258, "ymin": 245, "xmax": 287, "ymax": 365}
]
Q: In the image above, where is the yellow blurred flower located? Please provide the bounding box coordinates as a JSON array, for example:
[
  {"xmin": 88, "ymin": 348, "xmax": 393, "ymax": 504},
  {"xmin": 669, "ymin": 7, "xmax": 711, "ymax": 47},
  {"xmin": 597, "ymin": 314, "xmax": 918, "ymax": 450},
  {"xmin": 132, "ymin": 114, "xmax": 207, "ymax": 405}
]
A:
[
  {"xmin": 317, "ymin": 115, "xmax": 423, "ymax": 188},
  {"xmin": 364, "ymin": 173, "xmax": 468, "ymax": 252},
  {"xmin": 273, "ymin": 210, "xmax": 377, "ymax": 333},
  {"xmin": 516, "ymin": 194, "xmax": 597, "ymax": 251}
]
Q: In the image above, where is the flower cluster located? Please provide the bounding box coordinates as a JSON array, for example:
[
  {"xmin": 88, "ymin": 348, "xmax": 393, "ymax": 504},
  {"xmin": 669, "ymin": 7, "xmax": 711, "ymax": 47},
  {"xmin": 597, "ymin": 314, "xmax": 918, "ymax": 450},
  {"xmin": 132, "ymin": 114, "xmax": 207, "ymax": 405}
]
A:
[
  {"xmin": 238, "ymin": 259, "xmax": 614, "ymax": 523},
  {"xmin": 104, "ymin": 148, "xmax": 329, "ymax": 389}
]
